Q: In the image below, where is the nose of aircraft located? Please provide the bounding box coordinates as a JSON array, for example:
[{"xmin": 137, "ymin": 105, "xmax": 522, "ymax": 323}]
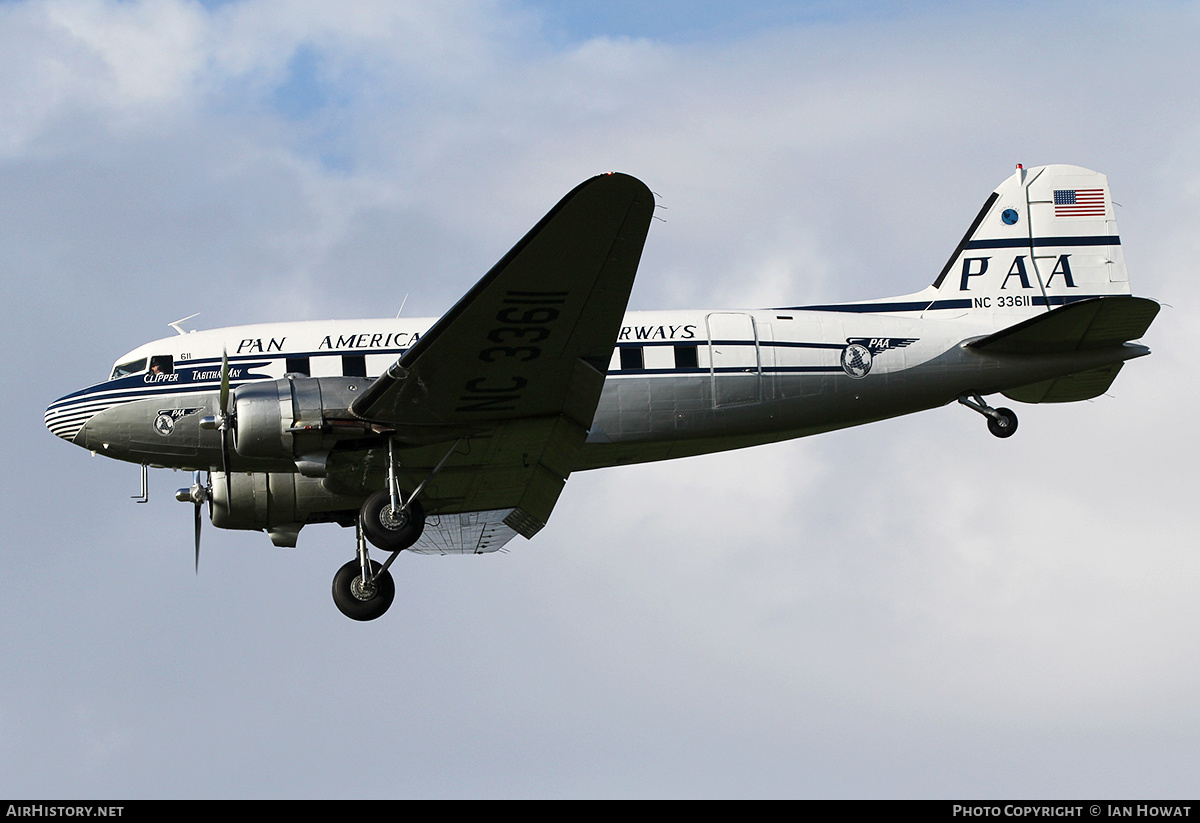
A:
[{"xmin": 44, "ymin": 391, "xmax": 90, "ymax": 444}]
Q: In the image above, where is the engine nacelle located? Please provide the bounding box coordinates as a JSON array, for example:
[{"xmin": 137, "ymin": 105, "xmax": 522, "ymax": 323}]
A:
[
  {"xmin": 233, "ymin": 376, "xmax": 373, "ymax": 469},
  {"xmin": 231, "ymin": 379, "xmax": 292, "ymax": 459},
  {"xmin": 209, "ymin": 470, "xmax": 363, "ymax": 546}
]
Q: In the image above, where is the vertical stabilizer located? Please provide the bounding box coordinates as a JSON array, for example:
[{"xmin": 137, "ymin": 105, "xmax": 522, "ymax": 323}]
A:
[
  {"xmin": 923, "ymin": 164, "xmax": 1129, "ymax": 318},
  {"xmin": 844, "ymin": 165, "xmax": 1132, "ymax": 320}
]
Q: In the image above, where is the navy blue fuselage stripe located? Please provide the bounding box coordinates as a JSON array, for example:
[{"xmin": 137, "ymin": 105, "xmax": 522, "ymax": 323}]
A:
[
  {"xmin": 49, "ymin": 379, "xmax": 261, "ymax": 409},
  {"xmin": 179, "ymin": 347, "xmax": 411, "ymax": 368},
  {"xmin": 786, "ymin": 293, "xmax": 1110, "ymax": 313},
  {"xmin": 964, "ymin": 235, "xmax": 1120, "ymax": 250},
  {"xmin": 767, "ymin": 341, "xmax": 847, "ymax": 350},
  {"xmin": 791, "ymin": 299, "xmax": 972, "ymax": 313},
  {"xmin": 617, "ymin": 340, "xmax": 862, "ymax": 350},
  {"xmin": 609, "ymin": 365, "xmax": 849, "ymax": 376}
]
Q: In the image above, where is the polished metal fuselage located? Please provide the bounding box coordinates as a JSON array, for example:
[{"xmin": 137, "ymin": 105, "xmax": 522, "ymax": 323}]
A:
[{"xmin": 46, "ymin": 307, "xmax": 1143, "ymax": 475}]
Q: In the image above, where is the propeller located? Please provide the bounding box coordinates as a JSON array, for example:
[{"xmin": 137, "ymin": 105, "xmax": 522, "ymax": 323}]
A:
[
  {"xmin": 192, "ymin": 349, "xmax": 235, "ymax": 571},
  {"xmin": 200, "ymin": 349, "xmax": 236, "ymax": 503},
  {"xmin": 175, "ymin": 470, "xmax": 211, "ymax": 573}
]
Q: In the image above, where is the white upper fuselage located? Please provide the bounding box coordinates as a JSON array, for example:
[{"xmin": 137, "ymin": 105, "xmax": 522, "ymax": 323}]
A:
[{"xmin": 45, "ymin": 305, "xmax": 1006, "ymax": 460}]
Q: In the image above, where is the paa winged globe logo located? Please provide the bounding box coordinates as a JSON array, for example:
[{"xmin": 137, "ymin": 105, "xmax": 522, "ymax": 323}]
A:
[{"xmin": 840, "ymin": 338, "xmax": 918, "ymax": 378}]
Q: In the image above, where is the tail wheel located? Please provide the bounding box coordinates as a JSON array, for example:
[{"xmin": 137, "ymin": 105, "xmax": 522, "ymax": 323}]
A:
[
  {"xmin": 360, "ymin": 489, "xmax": 425, "ymax": 551},
  {"xmin": 332, "ymin": 559, "xmax": 395, "ymax": 621},
  {"xmin": 987, "ymin": 407, "xmax": 1018, "ymax": 438}
]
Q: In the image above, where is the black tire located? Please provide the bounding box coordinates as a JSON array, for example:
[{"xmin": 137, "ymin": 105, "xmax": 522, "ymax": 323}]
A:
[
  {"xmin": 332, "ymin": 559, "xmax": 395, "ymax": 621},
  {"xmin": 360, "ymin": 489, "xmax": 425, "ymax": 551},
  {"xmin": 987, "ymin": 407, "xmax": 1018, "ymax": 438}
]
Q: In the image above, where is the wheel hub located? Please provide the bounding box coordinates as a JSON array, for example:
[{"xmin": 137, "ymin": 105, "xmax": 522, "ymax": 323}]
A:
[
  {"xmin": 350, "ymin": 575, "xmax": 378, "ymax": 602},
  {"xmin": 379, "ymin": 504, "xmax": 409, "ymax": 531}
]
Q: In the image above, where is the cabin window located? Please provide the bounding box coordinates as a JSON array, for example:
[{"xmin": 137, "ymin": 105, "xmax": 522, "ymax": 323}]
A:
[
  {"xmin": 619, "ymin": 346, "xmax": 644, "ymax": 371},
  {"xmin": 110, "ymin": 358, "xmax": 146, "ymax": 380},
  {"xmin": 342, "ymin": 354, "xmax": 367, "ymax": 378},
  {"xmin": 286, "ymin": 356, "xmax": 311, "ymax": 376},
  {"xmin": 674, "ymin": 344, "xmax": 699, "ymax": 369},
  {"xmin": 149, "ymin": 355, "xmax": 174, "ymax": 376}
]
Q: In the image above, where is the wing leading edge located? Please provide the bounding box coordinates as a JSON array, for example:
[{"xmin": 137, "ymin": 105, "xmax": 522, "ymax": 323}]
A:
[{"xmin": 345, "ymin": 172, "xmax": 655, "ymax": 540}]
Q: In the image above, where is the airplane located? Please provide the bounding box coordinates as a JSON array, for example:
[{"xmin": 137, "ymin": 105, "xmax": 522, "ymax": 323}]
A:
[{"xmin": 45, "ymin": 164, "xmax": 1159, "ymax": 621}]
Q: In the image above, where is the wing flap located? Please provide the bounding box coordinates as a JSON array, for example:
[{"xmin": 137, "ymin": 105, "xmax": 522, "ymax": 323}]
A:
[{"xmin": 407, "ymin": 508, "xmax": 521, "ymax": 555}]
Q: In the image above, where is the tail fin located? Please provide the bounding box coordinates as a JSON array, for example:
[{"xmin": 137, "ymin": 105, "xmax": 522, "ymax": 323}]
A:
[{"xmin": 920, "ymin": 164, "xmax": 1129, "ymax": 318}]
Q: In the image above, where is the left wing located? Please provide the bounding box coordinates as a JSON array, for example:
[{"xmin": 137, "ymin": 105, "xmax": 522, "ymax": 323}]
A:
[{"xmin": 342, "ymin": 172, "xmax": 655, "ymax": 540}]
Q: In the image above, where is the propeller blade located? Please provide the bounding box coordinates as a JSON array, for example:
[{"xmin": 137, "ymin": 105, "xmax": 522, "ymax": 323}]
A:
[
  {"xmin": 218, "ymin": 348, "xmax": 233, "ymax": 502},
  {"xmin": 187, "ymin": 470, "xmax": 206, "ymax": 574},
  {"xmin": 220, "ymin": 437, "xmax": 232, "ymax": 503},
  {"xmin": 219, "ymin": 348, "xmax": 230, "ymax": 416},
  {"xmin": 194, "ymin": 499, "xmax": 202, "ymax": 573}
]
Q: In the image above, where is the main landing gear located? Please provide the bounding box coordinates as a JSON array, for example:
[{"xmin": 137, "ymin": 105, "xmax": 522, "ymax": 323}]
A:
[
  {"xmin": 331, "ymin": 498, "xmax": 420, "ymax": 621},
  {"xmin": 958, "ymin": 393, "xmax": 1018, "ymax": 438},
  {"xmin": 361, "ymin": 488, "xmax": 425, "ymax": 552},
  {"xmin": 331, "ymin": 437, "xmax": 460, "ymax": 621},
  {"xmin": 331, "ymin": 523, "xmax": 400, "ymax": 621}
]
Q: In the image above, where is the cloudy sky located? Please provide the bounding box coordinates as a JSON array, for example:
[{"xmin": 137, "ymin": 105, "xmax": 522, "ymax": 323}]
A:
[{"xmin": 2, "ymin": 0, "xmax": 1197, "ymax": 799}]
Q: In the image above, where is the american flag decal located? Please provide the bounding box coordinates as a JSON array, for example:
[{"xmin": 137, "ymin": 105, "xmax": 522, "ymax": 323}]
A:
[{"xmin": 1054, "ymin": 188, "xmax": 1105, "ymax": 217}]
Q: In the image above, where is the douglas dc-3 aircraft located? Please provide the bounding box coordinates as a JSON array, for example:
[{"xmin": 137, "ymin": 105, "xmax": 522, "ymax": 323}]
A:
[{"xmin": 46, "ymin": 165, "xmax": 1158, "ymax": 620}]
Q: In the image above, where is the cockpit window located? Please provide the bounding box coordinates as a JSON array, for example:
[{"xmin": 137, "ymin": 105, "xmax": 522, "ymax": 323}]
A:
[
  {"xmin": 110, "ymin": 358, "xmax": 147, "ymax": 380},
  {"xmin": 149, "ymin": 355, "xmax": 174, "ymax": 376}
]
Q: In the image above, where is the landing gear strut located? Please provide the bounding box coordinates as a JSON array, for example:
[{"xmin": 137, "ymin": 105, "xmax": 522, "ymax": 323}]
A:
[
  {"xmin": 958, "ymin": 393, "xmax": 1018, "ymax": 438},
  {"xmin": 359, "ymin": 437, "xmax": 427, "ymax": 552},
  {"xmin": 331, "ymin": 521, "xmax": 397, "ymax": 621},
  {"xmin": 330, "ymin": 437, "xmax": 462, "ymax": 620}
]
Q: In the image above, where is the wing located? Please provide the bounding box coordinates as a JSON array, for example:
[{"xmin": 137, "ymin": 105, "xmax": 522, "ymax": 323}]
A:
[{"xmin": 342, "ymin": 172, "xmax": 655, "ymax": 540}]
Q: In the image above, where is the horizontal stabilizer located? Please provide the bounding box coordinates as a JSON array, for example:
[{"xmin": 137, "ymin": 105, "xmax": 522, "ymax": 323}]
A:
[
  {"xmin": 967, "ymin": 296, "xmax": 1159, "ymax": 355},
  {"xmin": 1002, "ymin": 363, "xmax": 1124, "ymax": 403}
]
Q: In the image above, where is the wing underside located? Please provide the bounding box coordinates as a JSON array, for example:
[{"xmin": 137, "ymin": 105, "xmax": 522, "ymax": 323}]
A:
[{"xmin": 406, "ymin": 508, "xmax": 520, "ymax": 555}]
